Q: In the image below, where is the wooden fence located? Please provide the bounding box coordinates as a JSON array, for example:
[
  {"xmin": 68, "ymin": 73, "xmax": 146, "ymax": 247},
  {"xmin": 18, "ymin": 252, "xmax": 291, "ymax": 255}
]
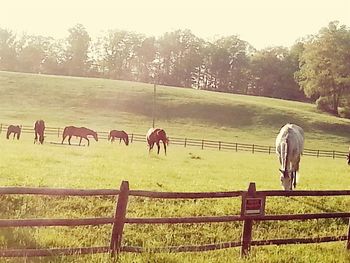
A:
[
  {"xmin": 0, "ymin": 123, "xmax": 348, "ymax": 159},
  {"xmin": 1, "ymin": 181, "xmax": 350, "ymax": 258}
]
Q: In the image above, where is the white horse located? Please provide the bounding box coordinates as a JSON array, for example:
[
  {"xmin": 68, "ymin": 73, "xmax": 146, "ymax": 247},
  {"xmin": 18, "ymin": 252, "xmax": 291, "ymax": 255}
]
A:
[{"xmin": 275, "ymin": 123, "xmax": 304, "ymax": 190}]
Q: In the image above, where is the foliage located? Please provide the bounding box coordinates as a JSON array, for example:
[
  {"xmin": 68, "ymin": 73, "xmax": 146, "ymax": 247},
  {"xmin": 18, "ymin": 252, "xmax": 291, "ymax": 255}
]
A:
[
  {"xmin": 316, "ymin": 96, "xmax": 333, "ymax": 113},
  {"xmin": 297, "ymin": 21, "xmax": 350, "ymax": 114},
  {"xmin": 1, "ymin": 20, "xmax": 350, "ymax": 114}
]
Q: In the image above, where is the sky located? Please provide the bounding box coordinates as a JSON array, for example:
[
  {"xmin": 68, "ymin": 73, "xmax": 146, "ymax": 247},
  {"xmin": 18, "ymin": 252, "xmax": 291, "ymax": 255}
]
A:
[{"xmin": 0, "ymin": 0, "xmax": 349, "ymax": 50}]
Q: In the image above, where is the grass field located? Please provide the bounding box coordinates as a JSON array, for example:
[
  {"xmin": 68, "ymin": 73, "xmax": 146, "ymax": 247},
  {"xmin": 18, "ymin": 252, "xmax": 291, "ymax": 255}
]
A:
[{"xmin": 1, "ymin": 71, "xmax": 350, "ymax": 262}]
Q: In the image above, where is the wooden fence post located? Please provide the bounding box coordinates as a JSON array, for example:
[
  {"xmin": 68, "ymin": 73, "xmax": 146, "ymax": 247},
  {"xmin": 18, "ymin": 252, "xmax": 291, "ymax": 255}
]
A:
[
  {"xmin": 131, "ymin": 134, "xmax": 134, "ymax": 143},
  {"xmin": 241, "ymin": 182, "xmax": 256, "ymax": 257},
  {"xmin": 333, "ymin": 151, "xmax": 335, "ymax": 159},
  {"xmin": 347, "ymin": 218, "xmax": 350, "ymax": 250},
  {"xmin": 201, "ymin": 140, "xmax": 204, "ymax": 150},
  {"xmin": 184, "ymin": 138, "xmax": 187, "ymax": 147},
  {"xmin": 110, "ymin": 181, "xmax": 130, "ymax": 257},
  {"xmin": 235, "ymin": 143, "xmax": 238, "ymax": 152},
  {"xmin": 252, "ymin": 144, "xmax": 255, "ymax": 154},
  {"xmin": 317, "ymin": 150, "xmax": 319, "ymax": 158},
  {"xmin": 268, "ymin": 146, "xmax": 271, "ymax": 154},
  {"xmin": 219, "ymin": 141, "xmax": 221, "ymax": 151}
]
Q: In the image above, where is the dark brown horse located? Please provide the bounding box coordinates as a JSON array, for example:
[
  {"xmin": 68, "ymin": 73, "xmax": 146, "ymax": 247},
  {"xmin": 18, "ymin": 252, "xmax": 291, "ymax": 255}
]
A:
[
  {"xmin": 108, "ymin": 130, "xmax": 129, "ymax": 145},
  {"xmin": 34, "ymin": 120, "xmax": 45, "ymax": 144},
  {"xmin": 6, "ymin": 125, "xmax": 21, "ymax": 140},
  {"xmin": 62, "ymin": 126, "xmax": 98, "ymax": 146},
  {"xmin": 146, "ymin": 128, "xmax": 169, "ymax": 155}
]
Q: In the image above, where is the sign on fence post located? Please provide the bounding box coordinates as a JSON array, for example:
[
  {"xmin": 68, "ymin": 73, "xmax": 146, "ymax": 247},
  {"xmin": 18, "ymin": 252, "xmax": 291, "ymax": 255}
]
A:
[
  {"xmin": 240, "ymin": 182, "xmax": 265, "ymax": 257},
  {"xmin": 110, "ymin": 181, "xmax": 130, "ymax": 257}
]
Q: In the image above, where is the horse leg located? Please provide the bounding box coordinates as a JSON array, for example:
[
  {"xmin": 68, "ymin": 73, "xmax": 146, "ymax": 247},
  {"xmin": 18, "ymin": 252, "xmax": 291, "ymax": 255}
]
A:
[
  {"xmin": 68, "ymin": 136, "xmax": 72, "ymax": 145},
  {"xmin": 157, "ymin": 142, "xmax": 160, "ymax": 154},
  {"xmin": 86, "ymin": 137, "xmax": 90, "ymax": 147},
  {"xmin": 79, "ymin": 137, "xmax": 83, "ymax": 146},
  {"xmin": 163, "ymin": 141, "xmax": 167, "ymax": 155}
]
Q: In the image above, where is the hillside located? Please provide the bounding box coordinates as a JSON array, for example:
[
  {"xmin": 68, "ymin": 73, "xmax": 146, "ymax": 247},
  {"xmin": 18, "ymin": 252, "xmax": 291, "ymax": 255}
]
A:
[{"xmin": 0, "ymin": 71, "xmax": 349, "ymax": 149}]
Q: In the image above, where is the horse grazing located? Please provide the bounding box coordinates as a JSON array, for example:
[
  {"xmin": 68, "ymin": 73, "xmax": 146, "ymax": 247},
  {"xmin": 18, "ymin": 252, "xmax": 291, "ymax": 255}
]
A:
[
  {"xmin": 34, "ymin": 120, "xmax": 45, "ymax": 144},
  {"xmin": 6, "ymin": 125, "xmax": 21, "ymax": 140},
  {"xmin": 62, "ymin": 126, "xmax": 98, "ymax": 146},
  {"xmin": 275, "ymin": 123, "xmax": 304, "ymax": 191},
  {"xmin": 146, "ymin": 128, "xmax": 169, "ymax": 155},
  {"xmin": 108, "ymin": 130, "xmax": 129, "ymax": 145}
]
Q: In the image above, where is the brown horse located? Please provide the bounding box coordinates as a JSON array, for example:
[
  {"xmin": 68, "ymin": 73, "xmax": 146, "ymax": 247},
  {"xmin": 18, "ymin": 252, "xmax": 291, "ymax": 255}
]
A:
[
  {"xmin": 146, "ymin": 128, "xmax": 169, "ymax": 155},
  {"xmin": 108, "ymin": 130, "xmax": 129, "ymax": 145},
  {"xmin": 6, "ymin": 125, "xmax": 21, "ymax": 140},
  {"xmin": 34, "ymin": 120, "xmax": 45, "ymax": 144},
  {"xmin": 62, "ymin": 126, "xmax": 98, "ymax": 146}
]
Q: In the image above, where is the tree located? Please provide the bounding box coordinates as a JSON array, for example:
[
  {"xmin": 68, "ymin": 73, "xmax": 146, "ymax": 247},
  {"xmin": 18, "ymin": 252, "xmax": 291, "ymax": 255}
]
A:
[
  {"xmin": 296, "ymin": 21, "xmax": 350, "ymax": 114},
  {"xmin": 65, "ymin": 24, "xmax": 91, "ymax": 76},
  {"xmin": 0, "ymin": 28, "xmax": 17, "ymax": 71},
  {"xmin": 102, "ymin": 30, "xmax": 142, "ymax": 80},
  {"xmin": 250, "ymin": 46, "xmax": 305, "ymax": 100},
  {"xmin": 204, "ymin": 36, "xmax": 253, "ymax": 93},
  {"xmin": 158, "ymin": 29, "xmax": 204, "ymax": 88},
  {"xmin": 17, "ymin": 34, "xmax": 52, "ymax": 73}
]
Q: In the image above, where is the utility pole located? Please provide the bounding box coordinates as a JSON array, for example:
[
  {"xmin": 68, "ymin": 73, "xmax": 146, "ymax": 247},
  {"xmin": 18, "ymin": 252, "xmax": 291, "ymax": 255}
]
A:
[{"xmin": 152, "ymin": 81, "xmax": 156, "ymax": 128}]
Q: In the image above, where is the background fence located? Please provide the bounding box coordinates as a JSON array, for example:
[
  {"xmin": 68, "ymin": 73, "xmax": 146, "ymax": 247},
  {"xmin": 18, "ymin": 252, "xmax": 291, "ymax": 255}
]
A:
[
  {"xmin": 1, "ymin": 123, "xmax": 348, "ymax": 159},
  {"xmin": 1, "ymin": 181, "xmax": 350, "ymax": 258}
]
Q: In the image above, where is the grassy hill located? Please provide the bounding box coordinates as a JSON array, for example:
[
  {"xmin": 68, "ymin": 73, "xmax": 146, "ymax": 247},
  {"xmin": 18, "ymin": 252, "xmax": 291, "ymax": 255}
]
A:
[
  {"xmin": 1, "ymin": 70, "xmax": 350, "ymax": 149},
  {"xmin": 2, "ymin": 71, "xmax": 350, "ymax": 262}
]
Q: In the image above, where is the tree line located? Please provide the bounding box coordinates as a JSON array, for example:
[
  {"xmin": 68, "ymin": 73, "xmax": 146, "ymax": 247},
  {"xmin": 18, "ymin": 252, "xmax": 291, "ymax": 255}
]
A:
[{"xmin": 0, "ymin": 21, "xmax": 349, "ymax": 116}]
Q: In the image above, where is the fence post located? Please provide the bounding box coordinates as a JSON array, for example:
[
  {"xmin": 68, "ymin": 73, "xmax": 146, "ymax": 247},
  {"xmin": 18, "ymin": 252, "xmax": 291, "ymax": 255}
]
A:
[
  {"xmin": 347, "ymin": 218, "xmax": 350, "ymax": 250},
  {"xmin": 333, "ymin": 151, "xmax": 335, "ymax": 159},
  {"xmin": 219, "ymin": 141, "xmax": 221, "ymax": 151},
  {"xmin": 268, "ymin": 146, "xmax": 271, "ymax": 154},
  {"xmin": 241, "ymin": 182, "xmax": 256, "ymax": 257},
  {"xmin": 202, "ymin": 140, "xmax": 204, "ymax": 150},
  {"xmin": 317, "ymin": 150, "xmax": 319, "ymax": 158},
  {"xmin": 131, "ymin": 134, "xmax": 134, "ymax": 143},
  {"xmin": 235, "ymin": 143, "xmax": 238, "ymax": 152},
  {"xmin": 184, "ymin": 138, "xmax": 187, "ymax": 147},
  {"xmin": 110, "ymin": 181, "xmax": 130, "ymax": 257},
  {"xmin": 252, "ymin": 144, "xmax": 255, "ymax": 154}
]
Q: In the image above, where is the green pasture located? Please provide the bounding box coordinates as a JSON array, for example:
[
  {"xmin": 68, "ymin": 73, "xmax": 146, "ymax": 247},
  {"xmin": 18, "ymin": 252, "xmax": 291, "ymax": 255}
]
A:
[{"xmin": 1, "ymin": 71, "xmax": 350, "ymax": 262}]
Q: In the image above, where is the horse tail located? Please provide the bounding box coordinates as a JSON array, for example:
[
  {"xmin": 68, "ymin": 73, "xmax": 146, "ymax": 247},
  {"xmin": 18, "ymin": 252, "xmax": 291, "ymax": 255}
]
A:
[
  {"xmin": 62, "ymin": 127, "xmax": 69, "ymax": 144},
  {"xmin": 6, "ymin": 128, "xmax": 10, "ymax": 139}
]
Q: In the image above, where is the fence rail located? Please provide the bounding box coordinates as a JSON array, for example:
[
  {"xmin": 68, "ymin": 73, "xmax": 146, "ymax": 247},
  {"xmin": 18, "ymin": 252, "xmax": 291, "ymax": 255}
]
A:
[
  {"xmin": 1, "ymin": 182, "xmax": 350, "ymax": 258},
  {"xmin": 0, "ymin": 123, "xmax": 348, "ymax": 159}
]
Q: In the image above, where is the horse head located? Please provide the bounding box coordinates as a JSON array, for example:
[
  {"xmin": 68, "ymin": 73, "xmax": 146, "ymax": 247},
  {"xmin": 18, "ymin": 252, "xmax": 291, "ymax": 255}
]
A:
[
  {"xmin": 93, "ymin": 131, "xmax": 98, "ymax": 142},
  {"xmin": 279, "ymin": 169, "xmax": 295, "ymax": 191},
  {"xmin": 124, "ymin": 134, "xmax": 129, "ymax": 145}
]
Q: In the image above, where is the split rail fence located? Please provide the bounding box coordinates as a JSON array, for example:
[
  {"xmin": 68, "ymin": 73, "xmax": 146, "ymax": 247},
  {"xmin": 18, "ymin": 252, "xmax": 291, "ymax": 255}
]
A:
[
  {"xmin": 1, "ymin": 181, "xmax": 350, "ymax": 258},
  {"xmin": 0, "ymin": 123, "xmax": 348, "ymax": 159}
]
